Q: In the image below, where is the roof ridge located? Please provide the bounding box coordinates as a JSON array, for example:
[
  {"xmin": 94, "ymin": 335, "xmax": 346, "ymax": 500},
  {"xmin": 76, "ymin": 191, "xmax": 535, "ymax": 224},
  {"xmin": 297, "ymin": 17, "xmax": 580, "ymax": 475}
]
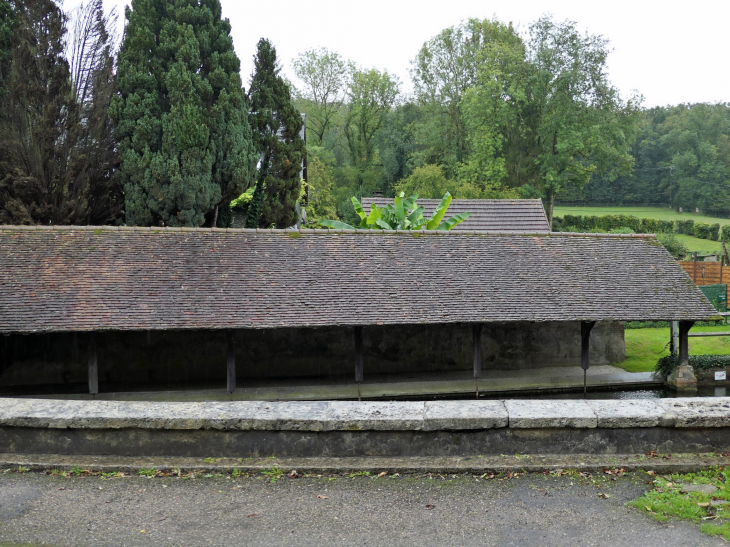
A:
[{"xmin": 0, "ymin": 225, "xmax": 658, "ymax": 239}]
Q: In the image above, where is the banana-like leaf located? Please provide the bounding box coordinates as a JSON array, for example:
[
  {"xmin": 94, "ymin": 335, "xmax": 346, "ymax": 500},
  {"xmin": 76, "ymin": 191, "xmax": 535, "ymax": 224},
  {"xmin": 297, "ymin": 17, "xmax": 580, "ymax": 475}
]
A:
[
  {"xmin": 319, "ymin": 219, "xmax": 357, "ymax": 230},
  {"xmin": 407, "ymin": 206, "xmax": 425, "ymax": 224},
  {"xmin": 426, "ymin": 192, "xmax": 453, "ymax": 230},
  {"xmin": 436, "ymin": 212, "xmax": 471, "ymax": 231},
  {"xmin": 402, "ymin": 194, "xmax": 419, "ymax": 211},
  {"xmin": 375, "ymin": 219, "xmax": 393, "ymax": 230},
  {"xmin": 351, "ymin": 197, "xmax": 367, "ymax": 221},
  {"xmin": 394, "ymin": 194, "xmax": 405, "ymax": 222},
  {"xmin": 367, "ymin": 204, "xmax": 383, "ymax": 226}
]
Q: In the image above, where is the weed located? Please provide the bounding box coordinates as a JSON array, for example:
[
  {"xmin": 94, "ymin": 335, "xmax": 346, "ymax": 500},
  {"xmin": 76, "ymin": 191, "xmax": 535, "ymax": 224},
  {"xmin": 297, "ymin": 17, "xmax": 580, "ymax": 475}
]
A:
[
  {"xmin": 69, "ymin": 466, "xmax": 84, "ymax": 477},
  {"xmin": 631, "ymin": 468, "xmax": 730, "ymax": 540},
  {"xmin": 348, "ymin": 471, "xmax": 371, "ymax": 478},
  {"xmin": 14, "ymin": 466, "xmax": 30, "ymax": 474},
  {"xmin": 138, "ymin": 468, "xmax": 157, "ymax": 478},
  {"xmin": 232, "ymin": 468, "xmax": 245, "ymax": 478},
  {"xmin": 261, "ymin": 467, "xmax": 283, "ymax": 483}
]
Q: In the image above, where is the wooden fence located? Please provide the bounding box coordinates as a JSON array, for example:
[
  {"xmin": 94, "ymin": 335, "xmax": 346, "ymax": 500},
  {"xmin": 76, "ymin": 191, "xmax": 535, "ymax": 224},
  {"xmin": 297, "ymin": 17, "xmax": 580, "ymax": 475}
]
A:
[{"xmin": 680, "ymin": 261, "xmax": 730, "ymax": 286}]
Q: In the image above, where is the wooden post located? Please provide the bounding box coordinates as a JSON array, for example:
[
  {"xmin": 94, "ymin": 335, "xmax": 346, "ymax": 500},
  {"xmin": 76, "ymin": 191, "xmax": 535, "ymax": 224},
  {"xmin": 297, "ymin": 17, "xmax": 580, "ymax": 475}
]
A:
[
  {"xmin": 473, "ymin": 324, "xmax": 483, "ymax": 398},
  {"xmin": 226, "ymin": 330, "xmax": 236, "ymax": 394},
  {"xmin": 679, "ymin": 320, "xmax": 694, "ymax": 367},
  {"xmin": 354, "ymin": 327, "xmax": 363, "ymax": 399},
  {"xmin": 721, "ymin": 256, "xmax": 724, "ymax": 286},
  {"xmin": 581, "ymin": 321, "xmax": 596, "ymax": 397},
  {"xmin": 670, "ymin": 321, "xmax": 679, "ymax": 356},
  {"xmin": 88, "ymin": 333, "xmax": 98, "ymax": 395},
  {"xmin": 693, "ymin": 252, "xmax": 698, "ymax": 284}
]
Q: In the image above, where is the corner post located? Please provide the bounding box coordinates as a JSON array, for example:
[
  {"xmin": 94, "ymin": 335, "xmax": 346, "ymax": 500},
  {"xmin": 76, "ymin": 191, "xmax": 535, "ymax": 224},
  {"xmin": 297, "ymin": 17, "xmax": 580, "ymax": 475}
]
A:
[
  {"xmin": 668, "ymin": 320, "xmax": 697, "ymax": 391},
  {"xmin": 226, "ymin": 330, "xmax": 236, "ymax": 394},
  {"xmin": 354, "ymin": 326, "xmax": 363, "ymax": 400},
  {"xmin": 88, "ymin": 333, "xmax": 98, "ymax": 395},
  {"xmin": 581, "ymin": 321, "xmax": 596, "ymax": 397},
  {"xmin": 473, "ymin": 324, "xmax": 482, "ymax": 398},
  {"xmin": 670, "ymin": 321, "xmax": 679, "ymax": 356}
]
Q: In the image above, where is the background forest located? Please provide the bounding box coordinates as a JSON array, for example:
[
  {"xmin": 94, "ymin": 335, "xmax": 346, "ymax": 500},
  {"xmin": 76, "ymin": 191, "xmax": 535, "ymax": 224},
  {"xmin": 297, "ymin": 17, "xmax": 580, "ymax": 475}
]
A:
[{"xmin": 0, "ymin": 0, "xmax": 727, "ymax": 228}]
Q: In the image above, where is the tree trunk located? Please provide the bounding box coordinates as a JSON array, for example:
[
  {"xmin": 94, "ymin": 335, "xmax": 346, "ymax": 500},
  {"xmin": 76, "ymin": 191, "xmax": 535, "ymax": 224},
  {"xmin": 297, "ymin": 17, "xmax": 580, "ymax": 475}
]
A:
[{"xmin": 211, "ymin": 205, "xmax": 219, "ymax": 228}]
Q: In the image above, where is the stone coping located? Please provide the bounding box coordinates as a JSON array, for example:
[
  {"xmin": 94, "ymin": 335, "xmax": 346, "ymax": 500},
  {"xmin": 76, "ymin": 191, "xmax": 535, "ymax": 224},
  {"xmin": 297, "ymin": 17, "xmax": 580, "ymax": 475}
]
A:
[{"xmin": 0, "ymin": 397, "xmax": 728, "ymax": 431}]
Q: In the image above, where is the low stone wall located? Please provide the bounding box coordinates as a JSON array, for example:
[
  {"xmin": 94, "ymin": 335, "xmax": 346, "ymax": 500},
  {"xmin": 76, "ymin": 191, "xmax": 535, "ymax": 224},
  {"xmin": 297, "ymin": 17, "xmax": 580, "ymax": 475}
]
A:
[
  {"xmin": 0, "ymin": 397, "xmax": 726, "ymax": 458},
  {"xmin": 0, "ymin": 321, "xmax": 625, "ymax": 388}
]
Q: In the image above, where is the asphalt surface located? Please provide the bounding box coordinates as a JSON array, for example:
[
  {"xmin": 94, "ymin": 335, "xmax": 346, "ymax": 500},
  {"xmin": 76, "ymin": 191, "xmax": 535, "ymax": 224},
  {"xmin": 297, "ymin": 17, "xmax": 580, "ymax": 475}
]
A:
[{"xmin": 0, "ymin": 470, "xmax": 724, "ymax": 546}]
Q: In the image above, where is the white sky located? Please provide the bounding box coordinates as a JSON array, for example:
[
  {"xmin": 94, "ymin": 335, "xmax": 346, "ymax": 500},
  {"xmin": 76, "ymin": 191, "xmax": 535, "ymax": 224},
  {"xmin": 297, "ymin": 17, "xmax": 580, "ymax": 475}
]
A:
[{"xmin": 92, "ymin": 0, "xmax": 729, "ymax": 108}]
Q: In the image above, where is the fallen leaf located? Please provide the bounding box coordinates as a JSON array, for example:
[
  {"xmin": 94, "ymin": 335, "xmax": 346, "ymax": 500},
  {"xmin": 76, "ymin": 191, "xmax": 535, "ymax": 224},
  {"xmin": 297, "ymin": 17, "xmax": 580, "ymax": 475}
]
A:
[
  {"xmin": 425, "ymin": 504, "xmax": 435, "ymax": 510},
  {"xmin": 157, "ymin": 517, "xmax": 167, "ymax": 522},
  {"xmin": 666, "ymin": 482, "xmax": 674, "ymax": 488},
  {"xmin": 317, "ymin": 495, "xmax": 329, "ymax": 499},
  {"xmin": 647, "ymin": 471, "xmax": 656, "ymax": 476},
  {"xmin": 378, "ymin": 472, "xmax": 387, "ymax": 478},
  {"xmin": 140, "ymin": 530, "xmax": 146, "ymax": 534},
  {"xmin": 288, "ymin": 470, "xmax": 302, "ymax": 479},
  {"xmin": 247, "ymin": 514, "xmax": 257, "ymax": 518},
  {"xmin": 598, "ymin": 493, "xmax": 610, "ymax": 499},
  {"xmin": 139, "ymin": 489, "xmax": 145, "ymax": 493},
  {"xmin": 698, "ymin": 502, "xmax": 710, "ymax": 507},
  {"xmin": 58, "ymin": 487, "xmax": 65, "ymax": 491}
]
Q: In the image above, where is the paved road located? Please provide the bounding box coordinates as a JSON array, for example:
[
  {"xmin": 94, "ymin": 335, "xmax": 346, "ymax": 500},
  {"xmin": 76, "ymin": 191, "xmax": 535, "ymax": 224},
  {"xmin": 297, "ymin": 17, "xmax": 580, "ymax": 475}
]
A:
[{"xmin": 0, "ymin": 470, "xmax": 723, "ymax": 546}]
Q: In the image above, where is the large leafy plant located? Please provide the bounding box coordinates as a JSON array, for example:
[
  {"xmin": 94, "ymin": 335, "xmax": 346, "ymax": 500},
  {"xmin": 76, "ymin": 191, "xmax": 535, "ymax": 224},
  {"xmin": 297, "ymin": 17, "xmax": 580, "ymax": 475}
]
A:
[{"xmin": 319, "ymin": 192, "xmax": 470, "ymax": 231}]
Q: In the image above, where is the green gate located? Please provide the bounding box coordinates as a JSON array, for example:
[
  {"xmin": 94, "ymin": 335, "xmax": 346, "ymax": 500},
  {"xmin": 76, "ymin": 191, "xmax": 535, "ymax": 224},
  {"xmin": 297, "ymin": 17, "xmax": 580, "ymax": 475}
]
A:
[{"xmin": 699, "ymin": 284, "xmax": 728, "ymax": 313}]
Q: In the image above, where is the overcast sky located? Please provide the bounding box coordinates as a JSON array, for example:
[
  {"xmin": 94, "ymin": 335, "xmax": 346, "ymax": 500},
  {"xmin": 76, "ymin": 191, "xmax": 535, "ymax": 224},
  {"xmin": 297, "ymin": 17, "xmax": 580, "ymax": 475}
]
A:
[{"xmin": 89, "ymin": 0, "xmax": 729, "ymax": 108}]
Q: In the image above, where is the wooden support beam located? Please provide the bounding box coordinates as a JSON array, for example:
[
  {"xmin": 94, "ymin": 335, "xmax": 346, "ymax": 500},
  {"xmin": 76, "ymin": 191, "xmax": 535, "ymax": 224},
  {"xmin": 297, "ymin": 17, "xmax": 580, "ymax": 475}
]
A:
[
  {"xmin": 226, "ymin": 330, "xmax": 236, "ymax": 394},
  {"xmin": 473, "ymin": 324, "xmax": 482, "ymax": 379},
  {"xmin": 581, "ymin": 321, "xmax": 596, "ymax": 398},
  {"xmin": 670, "ymin": 321, "xmax": 679, "ymax": 355},
  {"xmin": 581, "ymin": 321, "xmax": 596, "ymax": 371},
  {"xmin": 88, "ymin": 334, "xmax": 98, "ymax": 395},
  {"xmin": 679, "ymin": 320, "xmax": 694, "ymax": 367},
  {"xmin": 354, "ymin": 326, "xmax": 364, "ymax": 388}
]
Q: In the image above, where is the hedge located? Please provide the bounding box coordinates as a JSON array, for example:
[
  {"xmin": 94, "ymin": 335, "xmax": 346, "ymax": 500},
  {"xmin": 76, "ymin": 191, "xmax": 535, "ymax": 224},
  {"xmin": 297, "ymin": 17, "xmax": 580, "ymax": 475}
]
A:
[
  {"xmin": 552, "ymin": 214, "xmax": 721, "ymax": 243},
  {"xmin": 655, "ymin": 354, "xmax": 730, "ymax": 378}
]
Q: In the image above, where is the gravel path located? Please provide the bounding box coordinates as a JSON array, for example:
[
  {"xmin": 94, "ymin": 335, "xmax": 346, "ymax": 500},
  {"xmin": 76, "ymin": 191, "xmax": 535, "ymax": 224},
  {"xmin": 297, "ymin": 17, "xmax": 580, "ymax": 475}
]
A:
[{"xmin": 0, "ymin": 470, "xmax": 724, "ymax": 546}]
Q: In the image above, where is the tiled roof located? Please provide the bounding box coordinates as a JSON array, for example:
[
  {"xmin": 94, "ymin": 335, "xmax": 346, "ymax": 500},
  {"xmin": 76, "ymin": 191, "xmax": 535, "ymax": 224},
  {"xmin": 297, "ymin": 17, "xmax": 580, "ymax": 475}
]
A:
[
  {"xmin": 0, "ymin": 226, "xmax": 716, "ymax": 333},
  {"xmin": 360, "ymin": 198, "xmax": 550, "ymax": 232}
]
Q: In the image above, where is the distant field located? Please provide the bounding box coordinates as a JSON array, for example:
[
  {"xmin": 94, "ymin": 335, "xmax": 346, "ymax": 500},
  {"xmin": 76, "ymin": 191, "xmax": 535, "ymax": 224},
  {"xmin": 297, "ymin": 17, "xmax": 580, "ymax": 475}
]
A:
[
  {"xmin": 553, "ymin": 206, "xmax": 729, "ymax": 252},
  {"xmin": 674, "ymin": 234, "xmax": 724, "ymax": 253},
  {"xmin": 553, "ymin": 206, "xmax": 730, "ymax": 227},
  {"xmin": 620, "ymin": 325, "xmax": 730, "ymax": 373}
]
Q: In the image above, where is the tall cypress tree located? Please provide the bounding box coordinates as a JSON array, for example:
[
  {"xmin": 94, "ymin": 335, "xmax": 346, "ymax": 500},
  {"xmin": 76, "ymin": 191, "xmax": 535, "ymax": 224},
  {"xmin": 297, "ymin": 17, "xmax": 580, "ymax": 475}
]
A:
[
  {"xmin": 110, "ymin": 0, "xmax": 257, "ymax": 227},
  {"xmin": 247, "ymin": 38, "xmax": 305, "ymax": 229},
  {"xmin": 0, "ymin": 0, "xmax": 14, "ymax": 101},
  {"xmin": 0, "ymin": 0, "xmax": 84, "ymax": 224}
]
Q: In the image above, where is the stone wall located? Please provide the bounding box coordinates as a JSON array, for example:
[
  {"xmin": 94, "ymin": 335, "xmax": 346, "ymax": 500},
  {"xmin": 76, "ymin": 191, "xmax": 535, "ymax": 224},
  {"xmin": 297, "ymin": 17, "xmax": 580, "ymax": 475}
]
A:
[{"xmin": 0, "ymin": 321, "xmax": 624, "ymax": 388}]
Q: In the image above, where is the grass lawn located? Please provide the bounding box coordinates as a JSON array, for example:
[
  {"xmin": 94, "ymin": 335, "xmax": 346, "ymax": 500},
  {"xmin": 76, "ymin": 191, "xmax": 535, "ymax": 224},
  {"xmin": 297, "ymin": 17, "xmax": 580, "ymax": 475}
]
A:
[
  {"xmin": 553, "ymin": 206, "xmax": 730, "ymax": 227},
  {"xmin": 619, "ymin": 325, "xmax": 730, "ymax": 373},
  {"xmin": 674, "ymin": 234, "xmax": 724, "ymax": 253}
]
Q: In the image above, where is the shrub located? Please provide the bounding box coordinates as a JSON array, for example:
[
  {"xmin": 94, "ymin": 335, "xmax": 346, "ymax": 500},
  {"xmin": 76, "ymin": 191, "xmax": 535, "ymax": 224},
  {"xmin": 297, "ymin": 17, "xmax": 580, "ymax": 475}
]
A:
[
  {"xmin": 658, "ymin": 220, "xmax": 674, "ymax": 233},
  {"xmin": 551, "ymin": 216, "xmax": 563, "ymax": 232},
  {"xmin": 656, "ymin": 354, "xmax": 730, "ymax": 379},
  {"xmin": 640, "ymin": 218, "xmax": 660, "ymax": 233},
  {"xmin": 722, "ymin": 225, "xmax": 730, "ymax": 243},
  {"xmin": 609, "ymin": 227, "xmax": 635, "ymax": 234},
  {"xmin": 710, "ymin": 223, "xmax": 721, "ymax": 241},
  {"xmin": 684, "ymin": 219, "xmax": 695, "ymax": 235},
  {"xmin": 694, "ymin": 222, "xmax": 710, "ymax": 239},
  {"xmin": 657, "ymin": 232, "xmax": 689, "ymax": 259}
]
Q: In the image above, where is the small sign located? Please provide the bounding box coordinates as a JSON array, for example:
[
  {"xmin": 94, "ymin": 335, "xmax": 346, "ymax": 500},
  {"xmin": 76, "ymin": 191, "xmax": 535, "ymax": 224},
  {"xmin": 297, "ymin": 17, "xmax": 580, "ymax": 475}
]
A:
[{"xmin": 715, "ymin": 371, "xmax": 727, "ymax": 381}]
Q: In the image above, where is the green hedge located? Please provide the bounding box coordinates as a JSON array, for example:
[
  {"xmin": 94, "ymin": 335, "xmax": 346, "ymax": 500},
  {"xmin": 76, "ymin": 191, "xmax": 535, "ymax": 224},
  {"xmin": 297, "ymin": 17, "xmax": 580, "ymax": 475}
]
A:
[
  {"xmin": 625, "ymin": 320, "xmax": 721, "ymax": 329},
  {"xmin": 722, "ymin": 225, "xmax": 730, "ymax": 242},
  {"xmin": 553, "ymin": 214, "xmax": 720, "ymax": 243},
  {"xmin": 655, "ymin": 354, "xmax": 730, "ymax": 378}
]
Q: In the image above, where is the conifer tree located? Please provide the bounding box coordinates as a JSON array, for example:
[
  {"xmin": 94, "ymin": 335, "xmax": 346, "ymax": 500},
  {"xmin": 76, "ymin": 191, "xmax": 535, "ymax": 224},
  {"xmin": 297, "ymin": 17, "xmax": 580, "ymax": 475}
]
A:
[
  {"xmin": 0, "ymin": 0, "xmax": 84, "ymax": 224},
  {"xmin": 247, "ymin": 38, "xmax": 305, "ymax": 228},
  {"xmin": 110, "ymin": 0, "xmax": 257, "ymax": 227},
  {"xmin": 0, "ymin": 0, "xmax": 14, "ymax": 100}
]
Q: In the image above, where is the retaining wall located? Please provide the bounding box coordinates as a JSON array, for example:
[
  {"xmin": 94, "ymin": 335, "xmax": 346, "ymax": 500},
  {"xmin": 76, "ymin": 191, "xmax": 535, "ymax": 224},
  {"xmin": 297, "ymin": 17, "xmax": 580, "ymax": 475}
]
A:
[{"xmin": 0, "ymin": 397, "xmax": 727, "ymax": 458}]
